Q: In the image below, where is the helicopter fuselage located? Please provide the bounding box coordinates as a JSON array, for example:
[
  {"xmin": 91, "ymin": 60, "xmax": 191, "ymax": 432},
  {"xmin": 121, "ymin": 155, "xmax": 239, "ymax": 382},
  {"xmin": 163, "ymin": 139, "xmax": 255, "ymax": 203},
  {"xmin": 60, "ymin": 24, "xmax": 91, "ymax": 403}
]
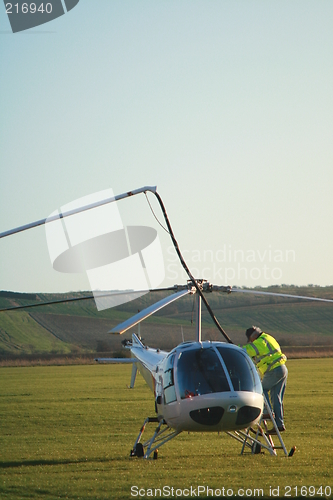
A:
[{"xmin": 130, "ymin": 334, "xmax": 263, "ymax": 433}]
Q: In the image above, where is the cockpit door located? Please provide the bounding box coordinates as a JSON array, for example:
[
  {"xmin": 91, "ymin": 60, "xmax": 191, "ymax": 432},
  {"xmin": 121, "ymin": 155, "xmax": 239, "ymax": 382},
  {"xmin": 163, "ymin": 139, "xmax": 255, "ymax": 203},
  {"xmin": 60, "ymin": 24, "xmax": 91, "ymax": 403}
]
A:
[{"xmin": 161, "ymin": 353, "xmax": 180, "ymax": 420}]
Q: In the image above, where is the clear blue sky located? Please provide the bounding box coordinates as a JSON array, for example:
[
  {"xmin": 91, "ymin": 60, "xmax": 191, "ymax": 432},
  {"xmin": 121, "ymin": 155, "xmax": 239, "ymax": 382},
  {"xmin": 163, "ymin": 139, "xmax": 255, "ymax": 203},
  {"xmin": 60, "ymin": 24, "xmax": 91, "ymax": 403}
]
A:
[{"xmin": 1, "ymin": 1, "xmax": 333, "ymax": 293}]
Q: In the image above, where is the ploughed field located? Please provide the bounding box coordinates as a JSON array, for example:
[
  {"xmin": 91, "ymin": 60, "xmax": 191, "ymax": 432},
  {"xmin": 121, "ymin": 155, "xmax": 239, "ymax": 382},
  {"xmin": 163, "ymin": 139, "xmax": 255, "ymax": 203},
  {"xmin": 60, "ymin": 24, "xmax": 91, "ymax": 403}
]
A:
[{"xmin": 1, "ymin": 286, "xmax": 333, "ymax": 359}]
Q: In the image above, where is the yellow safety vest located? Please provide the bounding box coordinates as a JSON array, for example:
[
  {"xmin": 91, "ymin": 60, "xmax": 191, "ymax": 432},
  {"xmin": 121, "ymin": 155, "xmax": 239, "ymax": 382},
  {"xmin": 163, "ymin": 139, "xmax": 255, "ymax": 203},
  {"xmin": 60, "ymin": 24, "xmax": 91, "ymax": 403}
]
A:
[{"xmin": 244, "ymin": 333, "xmax": 287, "ymax": 377}]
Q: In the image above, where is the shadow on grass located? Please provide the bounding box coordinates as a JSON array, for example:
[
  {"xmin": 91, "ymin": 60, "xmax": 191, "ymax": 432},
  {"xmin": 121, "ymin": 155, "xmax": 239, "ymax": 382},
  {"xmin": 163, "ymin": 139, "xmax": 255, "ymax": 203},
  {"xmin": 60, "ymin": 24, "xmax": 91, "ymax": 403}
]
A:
[
  {"xmin": 0, "ymin": 484, "xmax": 86, "ymax": 500},
  {"xmin": 0, "ymin": 456, "xmax": 113, "ymax": 469}
]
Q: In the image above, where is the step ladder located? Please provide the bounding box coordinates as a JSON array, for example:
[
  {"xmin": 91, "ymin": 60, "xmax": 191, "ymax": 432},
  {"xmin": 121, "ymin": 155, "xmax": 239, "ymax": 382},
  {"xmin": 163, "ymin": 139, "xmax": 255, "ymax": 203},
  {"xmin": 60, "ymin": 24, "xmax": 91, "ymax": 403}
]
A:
[{"xmin": 227, "ymin": 395, "xmax": 296, "ymax": 457}]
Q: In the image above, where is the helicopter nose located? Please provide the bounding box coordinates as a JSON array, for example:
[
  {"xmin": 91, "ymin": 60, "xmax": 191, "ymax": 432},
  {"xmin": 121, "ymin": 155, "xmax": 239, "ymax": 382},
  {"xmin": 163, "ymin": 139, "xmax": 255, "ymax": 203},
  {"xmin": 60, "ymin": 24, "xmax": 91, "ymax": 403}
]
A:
[
  {"xmin": 188, "ymin": 402, "xmax": 261, "ymax": 428},
  {"xmin": 177, "ymin": 392, "xmax": 262, "ymax": 432}
]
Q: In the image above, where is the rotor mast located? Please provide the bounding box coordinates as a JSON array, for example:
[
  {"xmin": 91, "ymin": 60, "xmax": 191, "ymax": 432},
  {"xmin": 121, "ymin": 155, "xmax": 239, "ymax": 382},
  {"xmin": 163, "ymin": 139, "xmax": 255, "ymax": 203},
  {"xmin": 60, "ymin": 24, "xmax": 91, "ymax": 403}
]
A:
[
  {"xmin": 192, "ymin": 279, "xmax": 211, "ymax": 343},
  {"xmin": 195, "ymin": 292, "xmax": 202, "ymax": 342},
  {"xmin": 191, "ymin": 280, "xmax": 232, "ymax": 343}
]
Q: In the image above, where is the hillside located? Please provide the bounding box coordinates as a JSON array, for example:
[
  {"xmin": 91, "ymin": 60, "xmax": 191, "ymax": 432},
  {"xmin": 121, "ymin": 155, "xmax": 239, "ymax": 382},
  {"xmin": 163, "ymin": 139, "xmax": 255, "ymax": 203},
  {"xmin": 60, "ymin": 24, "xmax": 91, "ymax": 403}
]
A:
[{"xmin": 1, "ymin": 286, "xmax": 333, "ymax": 359}]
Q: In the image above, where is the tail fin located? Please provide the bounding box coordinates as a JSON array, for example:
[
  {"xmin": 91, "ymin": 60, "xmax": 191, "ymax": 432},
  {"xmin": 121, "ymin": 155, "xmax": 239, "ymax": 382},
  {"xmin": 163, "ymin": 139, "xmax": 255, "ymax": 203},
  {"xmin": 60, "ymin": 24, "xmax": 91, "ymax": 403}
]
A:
[{"xmin": 129, "ymin": 333, "xmax": 144, "ymax": 388}]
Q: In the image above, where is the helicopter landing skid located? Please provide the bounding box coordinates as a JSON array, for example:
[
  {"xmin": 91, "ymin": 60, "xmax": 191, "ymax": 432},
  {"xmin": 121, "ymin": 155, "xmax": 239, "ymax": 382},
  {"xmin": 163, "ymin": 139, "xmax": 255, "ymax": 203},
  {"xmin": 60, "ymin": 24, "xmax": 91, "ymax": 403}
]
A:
[
  {"xmin": 130, "ymin": 417, "xmax": 181, "ymax": 459},
  {"xmin": 227, "ymin": 395, "xmax": 296, "ymax": 457},
  {"xmin": 227, "ymin": 426, "xmax": 281, "ymax": 457}
]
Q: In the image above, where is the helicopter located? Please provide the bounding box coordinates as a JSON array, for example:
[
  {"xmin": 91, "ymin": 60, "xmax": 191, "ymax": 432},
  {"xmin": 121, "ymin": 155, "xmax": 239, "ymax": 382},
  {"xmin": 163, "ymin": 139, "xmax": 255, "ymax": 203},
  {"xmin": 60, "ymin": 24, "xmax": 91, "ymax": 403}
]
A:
[
  {"xmin": 1, "ymin": 185, "xmax": 332, "ymax": 458},
  {"xmin": 97, "ymin": 279, "xmax": 265, "ymax": 459}
]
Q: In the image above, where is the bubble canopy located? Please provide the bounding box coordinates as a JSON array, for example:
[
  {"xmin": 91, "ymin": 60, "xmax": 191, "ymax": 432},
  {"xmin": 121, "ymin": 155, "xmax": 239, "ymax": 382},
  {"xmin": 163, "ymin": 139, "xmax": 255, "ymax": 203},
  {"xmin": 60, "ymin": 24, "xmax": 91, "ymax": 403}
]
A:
[{"xmin": 174, "ymin": 343, "xmax": 262, "ymax": 400}]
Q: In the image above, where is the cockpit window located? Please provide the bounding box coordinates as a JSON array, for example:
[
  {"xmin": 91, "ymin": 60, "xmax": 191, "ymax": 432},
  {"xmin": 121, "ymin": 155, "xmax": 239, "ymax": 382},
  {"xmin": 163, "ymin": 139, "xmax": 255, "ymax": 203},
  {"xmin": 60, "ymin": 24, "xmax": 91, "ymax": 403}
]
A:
[
  {"xmin": 216, "ymin": 346, "xmax": 262, "ymax": 394},
  {"xmin": 177, "ymin": 347, "xmax": 231, "ymax": 399}
]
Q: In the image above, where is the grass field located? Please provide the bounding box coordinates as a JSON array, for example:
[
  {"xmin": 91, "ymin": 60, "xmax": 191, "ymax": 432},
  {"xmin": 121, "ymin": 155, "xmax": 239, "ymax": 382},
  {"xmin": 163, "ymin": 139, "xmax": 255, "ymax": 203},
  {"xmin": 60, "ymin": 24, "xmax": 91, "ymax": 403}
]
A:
[{"xmin": 0, "ymin": 359, "xmax": 333, "ymax": 499}]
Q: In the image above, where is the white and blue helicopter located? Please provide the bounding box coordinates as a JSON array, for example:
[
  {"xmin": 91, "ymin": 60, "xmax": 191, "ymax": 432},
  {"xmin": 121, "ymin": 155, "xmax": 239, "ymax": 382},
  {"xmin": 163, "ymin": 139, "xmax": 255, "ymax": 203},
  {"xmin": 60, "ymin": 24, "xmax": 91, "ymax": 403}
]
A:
[{"xmin": 1, "ymin": 186, "xmax": 332, "ymax": 459}]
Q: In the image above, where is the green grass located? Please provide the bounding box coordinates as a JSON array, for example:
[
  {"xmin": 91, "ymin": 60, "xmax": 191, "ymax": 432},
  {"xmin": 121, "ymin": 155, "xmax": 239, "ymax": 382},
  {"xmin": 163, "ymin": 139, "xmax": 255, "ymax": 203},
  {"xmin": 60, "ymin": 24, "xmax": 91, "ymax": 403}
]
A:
[{"xmin": 0, "ymin": 359, "xmax": 333, "ymax": 499}]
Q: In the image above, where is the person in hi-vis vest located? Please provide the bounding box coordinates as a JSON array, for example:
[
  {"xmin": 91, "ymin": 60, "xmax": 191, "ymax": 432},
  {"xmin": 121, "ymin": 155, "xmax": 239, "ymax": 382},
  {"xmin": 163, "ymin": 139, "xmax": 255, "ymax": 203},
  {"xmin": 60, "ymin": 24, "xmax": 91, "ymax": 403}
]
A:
[{"xmin": 243, "ymin": 326, "xmax": 288, "ymax": 433}]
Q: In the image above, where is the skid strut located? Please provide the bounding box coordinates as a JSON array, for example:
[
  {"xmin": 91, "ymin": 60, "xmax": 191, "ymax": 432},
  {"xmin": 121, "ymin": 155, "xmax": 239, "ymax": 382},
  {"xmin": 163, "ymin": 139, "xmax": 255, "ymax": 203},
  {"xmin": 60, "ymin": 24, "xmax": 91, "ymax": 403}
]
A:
[
  {"xmin": 130, "ymin": 417, "xmax": 181, "ymax": 459},
  {"xmin": 227, "ymin": 395, "xmax": 296, "ymax": 457}
]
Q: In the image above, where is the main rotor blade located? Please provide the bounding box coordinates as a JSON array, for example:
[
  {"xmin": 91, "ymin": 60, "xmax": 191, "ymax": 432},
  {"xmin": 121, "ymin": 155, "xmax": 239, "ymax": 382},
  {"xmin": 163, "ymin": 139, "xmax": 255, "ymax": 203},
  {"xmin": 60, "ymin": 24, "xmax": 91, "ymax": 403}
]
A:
[
  {"xmin": 109, "ymin": 288, "xmax": 193, "ymax": 334},
  {"xmin": 230, "ymin": 288, "xmax": 333, "ymax": 303},
  {"xmin": 0, "ymin": 294, "xmax": 96, "ymax": 312},
  {"xmin": 152, "ymin": 192, "xmax": 233, "ymax": 343},
  {"xmin": 0, "ymin": 287, "xmax": 178, "ymax": 312},
  {"xmin": 0, "ymin": 186, "xmax": 157, "ymax": 239}
]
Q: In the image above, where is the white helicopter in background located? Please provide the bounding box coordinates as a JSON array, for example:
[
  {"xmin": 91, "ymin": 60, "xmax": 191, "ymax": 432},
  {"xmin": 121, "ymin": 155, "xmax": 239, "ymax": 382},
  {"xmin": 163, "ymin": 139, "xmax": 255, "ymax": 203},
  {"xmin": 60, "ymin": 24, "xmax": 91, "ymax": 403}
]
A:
[{"xmin": 1, "ymin": 185, "xmax": 332, "ymax": 459}]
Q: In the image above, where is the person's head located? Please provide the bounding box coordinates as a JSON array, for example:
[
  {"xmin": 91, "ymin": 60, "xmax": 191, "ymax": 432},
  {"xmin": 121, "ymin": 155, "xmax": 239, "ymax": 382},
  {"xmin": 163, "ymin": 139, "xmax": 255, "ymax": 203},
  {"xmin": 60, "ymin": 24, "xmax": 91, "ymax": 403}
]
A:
[{"xmin": 245, "ymin": 326, "xmax": 262, "ymax": 342}]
